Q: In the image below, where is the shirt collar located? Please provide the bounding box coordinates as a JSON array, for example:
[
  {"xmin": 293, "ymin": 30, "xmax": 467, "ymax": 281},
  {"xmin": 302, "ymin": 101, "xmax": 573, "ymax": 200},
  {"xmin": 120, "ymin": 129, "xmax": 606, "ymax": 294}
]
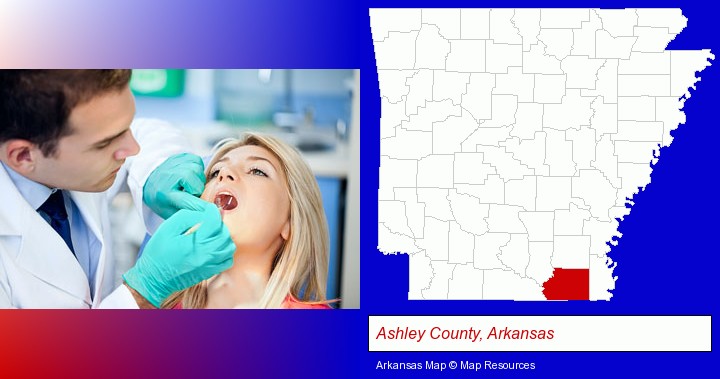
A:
[{"xmin": 0, "ymin": 161, "xmax": 56, "ymax": 210}]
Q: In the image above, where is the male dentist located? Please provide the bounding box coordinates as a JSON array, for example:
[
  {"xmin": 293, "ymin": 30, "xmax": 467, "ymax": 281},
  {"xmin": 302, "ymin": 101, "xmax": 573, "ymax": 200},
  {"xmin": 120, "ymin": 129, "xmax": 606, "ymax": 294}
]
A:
[{"xmin": 0, "ymin": 70, "xmax": 234, "ymax": 308}]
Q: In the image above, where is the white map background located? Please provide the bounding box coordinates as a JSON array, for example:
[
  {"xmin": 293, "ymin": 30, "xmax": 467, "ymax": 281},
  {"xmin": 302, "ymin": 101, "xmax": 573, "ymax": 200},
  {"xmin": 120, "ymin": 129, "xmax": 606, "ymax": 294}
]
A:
[{"xmin": 372, "ymin": 8, "xmax": 712, "ymax": 300}]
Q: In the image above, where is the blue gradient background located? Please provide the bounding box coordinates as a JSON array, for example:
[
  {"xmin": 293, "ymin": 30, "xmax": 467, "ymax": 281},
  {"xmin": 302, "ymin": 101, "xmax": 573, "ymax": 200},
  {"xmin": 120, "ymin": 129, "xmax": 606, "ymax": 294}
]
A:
[{"xmin": 1, "ymin": 0, "xmax": 717, "ymax": 378}]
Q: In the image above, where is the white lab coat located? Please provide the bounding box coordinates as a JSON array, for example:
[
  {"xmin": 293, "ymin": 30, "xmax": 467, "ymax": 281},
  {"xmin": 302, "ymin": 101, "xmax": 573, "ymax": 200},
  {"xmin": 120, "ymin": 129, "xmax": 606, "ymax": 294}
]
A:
[{"xmin": 0, "ymin": 118, "xmax": 192, "ymax": 308}]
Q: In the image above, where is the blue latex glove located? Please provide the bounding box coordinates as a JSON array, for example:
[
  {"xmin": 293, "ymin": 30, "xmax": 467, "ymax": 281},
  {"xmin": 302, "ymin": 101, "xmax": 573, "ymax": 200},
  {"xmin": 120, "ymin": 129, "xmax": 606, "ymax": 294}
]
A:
[
  {"xmin": 143, "ymin": 153, "xmax": 207, "ymax": 219},
  {"xmin": 123, "ymin": 201, "xmax": 235, "ymax": 307}
]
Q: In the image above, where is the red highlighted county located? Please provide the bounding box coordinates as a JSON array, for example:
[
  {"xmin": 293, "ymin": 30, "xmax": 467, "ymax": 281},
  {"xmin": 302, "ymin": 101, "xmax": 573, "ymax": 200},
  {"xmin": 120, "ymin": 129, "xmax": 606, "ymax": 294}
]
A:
[{"xmin": 542, "ymin": 268, "xmax": 589, "ymax": 300}]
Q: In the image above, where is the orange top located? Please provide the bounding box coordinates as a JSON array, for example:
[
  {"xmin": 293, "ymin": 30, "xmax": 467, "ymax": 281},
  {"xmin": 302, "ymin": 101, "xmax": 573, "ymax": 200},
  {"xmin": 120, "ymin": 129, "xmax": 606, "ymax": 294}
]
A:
[
  {"xmin": 282, "ymin": 295, "xmax": 332, "ymax": 309},
  {"xmin": 172, "ymin": 295, "xmax": 333, "ymax": 309}
]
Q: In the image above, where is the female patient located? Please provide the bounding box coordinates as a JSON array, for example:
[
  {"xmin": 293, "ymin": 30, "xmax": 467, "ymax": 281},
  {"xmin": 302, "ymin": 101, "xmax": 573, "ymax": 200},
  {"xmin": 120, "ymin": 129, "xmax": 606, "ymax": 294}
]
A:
[{"xmin": 162, "ymin": 133, "xmax": 331, "ymax": 309}]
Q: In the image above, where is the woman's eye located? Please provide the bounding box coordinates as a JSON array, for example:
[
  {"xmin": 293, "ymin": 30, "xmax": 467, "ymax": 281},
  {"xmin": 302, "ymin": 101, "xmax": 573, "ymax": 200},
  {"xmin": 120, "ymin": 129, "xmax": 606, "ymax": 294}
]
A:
[
  {"xmin": 208, "ymin": 169, "xmax": 220, "ymax": 179},
  {"xmin": 249, "ymin": 168, "xmax": 267, "ymax": 177}
]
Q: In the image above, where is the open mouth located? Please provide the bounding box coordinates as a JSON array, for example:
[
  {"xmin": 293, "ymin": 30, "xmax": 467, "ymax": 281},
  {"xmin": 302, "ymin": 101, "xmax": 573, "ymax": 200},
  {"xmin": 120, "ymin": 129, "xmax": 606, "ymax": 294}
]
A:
[{"xmin": 214, "ymin": 192, "xmax": 238, "ymax": 211}]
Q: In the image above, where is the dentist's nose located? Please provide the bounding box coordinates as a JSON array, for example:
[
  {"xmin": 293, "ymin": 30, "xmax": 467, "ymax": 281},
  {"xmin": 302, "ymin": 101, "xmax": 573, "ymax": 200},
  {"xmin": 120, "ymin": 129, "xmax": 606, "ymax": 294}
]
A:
[{"xmin": 114, "ymin": 131, "xmax": 140, "ymax": 160}]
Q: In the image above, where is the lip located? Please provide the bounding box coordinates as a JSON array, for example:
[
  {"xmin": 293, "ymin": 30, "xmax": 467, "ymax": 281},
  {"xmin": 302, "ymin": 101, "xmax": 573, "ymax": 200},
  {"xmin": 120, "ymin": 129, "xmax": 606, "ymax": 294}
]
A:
[
  {"xmin": 111, "ymin": 161, "xmax": 125, "ymax": 175},
  {"xmin": 107, "ymin": 166, "xmax": 121, "ymax": 178}
]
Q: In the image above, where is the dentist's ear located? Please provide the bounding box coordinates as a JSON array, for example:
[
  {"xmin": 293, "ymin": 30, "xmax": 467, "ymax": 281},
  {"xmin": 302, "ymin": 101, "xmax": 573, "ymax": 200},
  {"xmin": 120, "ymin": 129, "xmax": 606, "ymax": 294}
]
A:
[{"xmin": 2, "ymin": 139, "xmax": 37, "ymax": 174}]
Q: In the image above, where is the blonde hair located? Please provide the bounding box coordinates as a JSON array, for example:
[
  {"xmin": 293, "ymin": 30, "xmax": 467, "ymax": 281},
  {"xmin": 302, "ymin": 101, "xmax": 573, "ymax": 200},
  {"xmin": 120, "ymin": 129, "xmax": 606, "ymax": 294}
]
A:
[{"xmin": 162, "ymin": 132, "xmax": 329, "ymax": 308}]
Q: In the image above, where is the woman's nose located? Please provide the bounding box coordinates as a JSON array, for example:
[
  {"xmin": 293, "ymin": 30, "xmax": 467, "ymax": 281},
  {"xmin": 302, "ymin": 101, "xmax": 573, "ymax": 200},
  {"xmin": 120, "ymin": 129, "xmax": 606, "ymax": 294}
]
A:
[{"xmin": 218, "ymin": 169, "xmax": 235, "ymax": 182}]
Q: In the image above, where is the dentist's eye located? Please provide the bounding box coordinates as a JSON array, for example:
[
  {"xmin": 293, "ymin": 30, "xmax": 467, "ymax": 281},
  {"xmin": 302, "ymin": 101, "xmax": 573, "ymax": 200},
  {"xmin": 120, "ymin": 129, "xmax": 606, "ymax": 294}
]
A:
[{"xmin": 249, "ymin": 168, "xmax": 267, "ymax": 177}]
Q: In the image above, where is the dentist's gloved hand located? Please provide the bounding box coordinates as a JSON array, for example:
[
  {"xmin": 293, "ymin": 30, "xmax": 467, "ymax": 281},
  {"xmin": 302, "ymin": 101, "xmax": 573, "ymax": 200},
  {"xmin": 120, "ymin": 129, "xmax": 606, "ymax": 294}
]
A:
[
  {"xmin": 123, "ymin": 201, "xmax": 235, "ymax": 308},
  {"xmin": 143, "ymin": 153, "xmax": 207, "ymax": 219}
]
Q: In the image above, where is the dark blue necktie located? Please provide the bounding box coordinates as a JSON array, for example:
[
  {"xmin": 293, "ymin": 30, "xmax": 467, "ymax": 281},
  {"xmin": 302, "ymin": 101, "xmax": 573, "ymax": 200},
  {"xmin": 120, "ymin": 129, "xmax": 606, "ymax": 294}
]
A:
[{"xmin": 38, "ymin": 190, "xmax": 75, "ymax": 256}]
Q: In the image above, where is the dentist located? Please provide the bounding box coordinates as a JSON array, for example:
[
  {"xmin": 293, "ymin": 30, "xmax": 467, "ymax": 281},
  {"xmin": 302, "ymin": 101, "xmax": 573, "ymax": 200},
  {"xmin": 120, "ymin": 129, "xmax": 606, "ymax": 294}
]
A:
[{"xmin": 0, "ymin": 70, "xmax": 235, "ymax": 308}]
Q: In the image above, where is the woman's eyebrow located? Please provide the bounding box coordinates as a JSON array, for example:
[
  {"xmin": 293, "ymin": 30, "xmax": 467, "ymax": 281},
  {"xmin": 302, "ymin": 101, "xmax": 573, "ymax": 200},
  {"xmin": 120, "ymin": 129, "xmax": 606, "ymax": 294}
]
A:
[
  {"xmin": 207, "ymin": 157, "xmax": 229, "ymax": 174},
  {"xmin": 247, "ymin": 155, "xmax": 277, "ymax": 172}
]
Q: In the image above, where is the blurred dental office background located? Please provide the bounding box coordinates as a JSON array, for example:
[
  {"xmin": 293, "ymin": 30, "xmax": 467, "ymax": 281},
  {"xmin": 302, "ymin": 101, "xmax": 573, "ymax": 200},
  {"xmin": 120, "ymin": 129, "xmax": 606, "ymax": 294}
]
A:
[{"xmin": 110, "ymin": 69, "xmax": 360, "ymax": 308}]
